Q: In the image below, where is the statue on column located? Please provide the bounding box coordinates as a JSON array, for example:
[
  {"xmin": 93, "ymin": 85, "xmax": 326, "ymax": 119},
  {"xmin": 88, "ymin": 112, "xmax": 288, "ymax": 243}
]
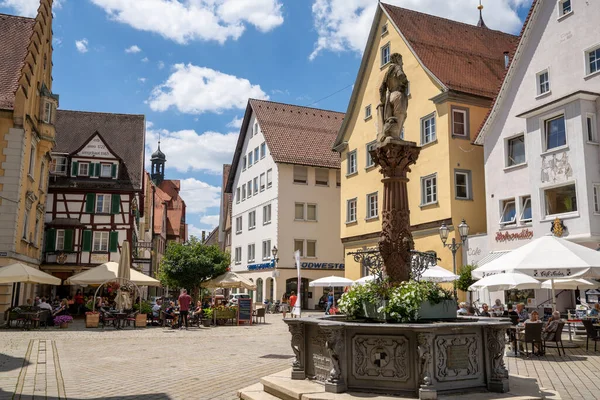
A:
[{"xmin": 377, "ymin": 53, "xmax": 409, "ymax": 143}]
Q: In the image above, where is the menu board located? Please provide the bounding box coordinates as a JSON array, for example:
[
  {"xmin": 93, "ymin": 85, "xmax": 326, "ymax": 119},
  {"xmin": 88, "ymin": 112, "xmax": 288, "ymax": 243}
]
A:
[{"xmin": 237, "ymin": 298, "xmax": 253, "ymax": 325}]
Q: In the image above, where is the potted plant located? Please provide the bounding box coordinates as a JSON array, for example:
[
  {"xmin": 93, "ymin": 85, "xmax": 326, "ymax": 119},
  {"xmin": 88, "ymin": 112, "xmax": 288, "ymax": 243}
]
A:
[
  {"xmin": 54, "ymin": 315, "xmax": 73, "ymax": 329},
  {"xmin": 85, "ymin": 311, "xmax": 100, "ymax": 328},
  {"xmin": 203, "ymin": 308, "xmax": 213, "ymax": 327},
  {"xmin": 133, "ymin": 301, "xmax": 152, "ymax": 327}
]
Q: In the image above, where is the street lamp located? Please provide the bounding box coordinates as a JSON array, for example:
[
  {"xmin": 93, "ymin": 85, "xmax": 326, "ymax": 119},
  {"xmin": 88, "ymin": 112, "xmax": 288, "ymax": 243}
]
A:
[
  {"xmin": 439, "ymin": 219, "xmax": 470, "ymax": 299},
  {"xmin": 271, "ymin": 246, "xmax": 279, "ymax": 267}
]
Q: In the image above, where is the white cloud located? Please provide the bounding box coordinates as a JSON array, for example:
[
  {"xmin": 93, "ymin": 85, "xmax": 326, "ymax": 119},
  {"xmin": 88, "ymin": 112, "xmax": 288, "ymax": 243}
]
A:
[
  {"xmin": 227, "ymin": 116, "xmax": 243, "ymax": 129},
  {"xmin": 53, "ymin": 37, "xmax": 63, "ymax": 47},
  {"xmin": 179, "ymin": 178, "xmax": 222, "ymax": 214},
  {"xmin": 89, "ymin": 0, "xmax": 284, "ymax": 45},
  {"xmin": 187, "ymin": 224, "xmax": 205, "ymax": 239},
  {"xmin": 145, "ymin": 124, "xmax": 237, "ymax": 174},
  {"xmin": 200, "ymin": 215, "xmax": 220, "ymax": 229},
  {"xmin": 125, "ymin": 45, "xmax": 142, "ymax": 53},
  {"xmin": 0, "ymin": 0, "xmax": 63, "ymax": 17},
  {"xmin": 138, "ymin": 77, "xmax": 147, "ymax": 83},
  {"xmin": 75, "ymin": 39, "xmax": 89, "ymax": 53},
  {"xmin": 141, "ymin": 57, "xmax": 149, "ymax": 62},
  {"xmin": 158, "ymin": 61, "xmax": 165, "ymax": 70},
  {"xmin": 309, "ymin": 0, "xmax": 530, "ymax": 60},
  {"xmin": 148, "ymin": 63, "xmax": 269, "ymax": 114}
]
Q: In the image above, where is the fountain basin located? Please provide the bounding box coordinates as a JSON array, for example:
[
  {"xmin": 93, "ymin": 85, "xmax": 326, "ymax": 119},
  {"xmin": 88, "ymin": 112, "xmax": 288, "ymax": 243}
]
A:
[{"xmin": 285, "ymin": 316, "xmax": 511, "ymax": 399}]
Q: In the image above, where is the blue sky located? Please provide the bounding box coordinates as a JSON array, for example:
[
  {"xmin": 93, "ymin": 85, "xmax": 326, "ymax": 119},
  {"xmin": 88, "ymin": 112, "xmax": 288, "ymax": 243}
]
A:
[{"xmin": 1, "ymin": 0, "xmax": 532, "ymax": 238}]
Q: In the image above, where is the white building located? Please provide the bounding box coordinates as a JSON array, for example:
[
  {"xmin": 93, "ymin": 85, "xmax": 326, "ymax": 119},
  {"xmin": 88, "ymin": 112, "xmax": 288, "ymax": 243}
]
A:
[
  {"xmin": 225, "ymin": 99, "xmax": 345, "ymax": 309},
  {"xmin": 472, "ymin": 0, "xmax": 600, "ymax": 309}
]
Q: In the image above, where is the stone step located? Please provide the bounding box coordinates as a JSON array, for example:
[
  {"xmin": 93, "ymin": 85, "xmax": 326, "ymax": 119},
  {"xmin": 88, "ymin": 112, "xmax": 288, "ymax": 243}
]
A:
[{"xmin": 238, "ymin": 383, "xmax": 281, "ymax": 400}]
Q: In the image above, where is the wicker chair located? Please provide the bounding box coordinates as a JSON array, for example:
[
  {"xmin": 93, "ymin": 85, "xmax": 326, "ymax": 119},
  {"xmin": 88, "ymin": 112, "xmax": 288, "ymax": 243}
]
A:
[
  {"xmin": 543, "ymin": 321, "xmax": 565, "ymax": 356},
  {"xmin": 582, "ymin": 319, "xmax": 600, "ymax": 352},
  {"xmin": 253, "ymin": 308, "xmax": 266, "ymax": 324},
  {"xmin": 522, "ymin": 323, "xmax": 544, "ymax": 357}
]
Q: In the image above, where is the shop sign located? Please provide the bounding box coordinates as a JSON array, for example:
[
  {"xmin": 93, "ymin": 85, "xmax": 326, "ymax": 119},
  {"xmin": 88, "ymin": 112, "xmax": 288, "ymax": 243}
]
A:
[
  {"xmin": 133, "ymin": 258, "xmax": 151, "ymax": 264},
  {"xmin": 495, "ymin": 229, "xmax": 533, "ymax": 242},
  {"xmin": 532, "ymin": 269, "xmax": 572, "ymax": 278},
  {"xmin": 0, "ymin": 252, "xmax": 7, "ymax": 257},
  {"xmin": 90, "ymin": 253, "xmax": 109, "ymax": 264},
  {"xmin": 301, "ymin": 262, "xmax": 344, "ymax": 270},
  {"xmin": 135, "ymin": 242, "xmax": 153, "ymax": 249},
  {"xmin": 248, "ymin": 261, "xmax": 275, "ymax": 271}
]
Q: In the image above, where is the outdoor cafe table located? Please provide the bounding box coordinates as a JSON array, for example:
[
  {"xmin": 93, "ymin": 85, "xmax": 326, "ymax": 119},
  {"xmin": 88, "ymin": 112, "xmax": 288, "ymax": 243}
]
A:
[
  {"xmin": 19, "ymin": 311, "xmax": 42, "ymax": 330},
  {"xmin": 507, "ymin": 325, "xmax": 525, "ymax": 356},
  {"xmin": 109, "ymin": 311, "xmax": 128, "ymax": 330}
]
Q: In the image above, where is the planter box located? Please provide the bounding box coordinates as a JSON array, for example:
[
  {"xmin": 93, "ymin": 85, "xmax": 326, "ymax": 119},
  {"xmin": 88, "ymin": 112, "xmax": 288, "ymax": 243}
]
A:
[
  {"xmin": 135, "ymin": 313, "xmax": 147, "ymax": 327},
  {"xmin": 215, "ymin": 310, "xmax": 235, "ymax": 320},
  {"xmin": 362, "ymin": 300, "xmax": 388, "ymax": 322},
  {"xmin": 419, "ymin": 300, "xmax": 457, "ymax": 320},
  {"xmin": 59, "ymin": 322, "xmax": 69, "ymax": 329},
  {"xmin": 85, "ymin": 314, "xmax": 100, "ymax": 328}
]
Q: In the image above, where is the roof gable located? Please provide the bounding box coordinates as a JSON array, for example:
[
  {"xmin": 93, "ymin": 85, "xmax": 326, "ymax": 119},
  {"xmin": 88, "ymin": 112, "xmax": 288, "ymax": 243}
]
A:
[{"xmin": 74, "ymin": 132, "xmax": 119, "ymax": 159}]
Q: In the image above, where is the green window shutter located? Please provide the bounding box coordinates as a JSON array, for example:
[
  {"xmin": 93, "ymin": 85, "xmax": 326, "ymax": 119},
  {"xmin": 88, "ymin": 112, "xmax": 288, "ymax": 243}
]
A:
[
  {"xmin": 45, "ymin": 229, "xmax": 56, "ymax": 252},
  {"xmin": 71, "ymin": 161, "xmax": 78, "ymax": 176},
  {"xmin": 111, "ymin": 194, "xmax": 120, "ymax": 214},
  {"xmin": 111, "ymin": 164, "xmax": 117, "ymax": 178},
  {"xmin": 82, "ymin": 230, "xmax": 92, "ymax": 252},
  {"xmin": 85, "ymin": 193, "xmax": 95, "ymax": 213},
  {"xmin": 109, "ymin": 231, "xmax": 119, "ymax": 252},
  {"xmin": 90, "ymin": 163, "xmax": 96, "ymax": 177},
  {"xmin": 64, "ymin": 229, "xmax": 74, "ymax": 251},
  {"xmin": 95, "ymin": 163, "xmax": 101, "ymax": 177}
]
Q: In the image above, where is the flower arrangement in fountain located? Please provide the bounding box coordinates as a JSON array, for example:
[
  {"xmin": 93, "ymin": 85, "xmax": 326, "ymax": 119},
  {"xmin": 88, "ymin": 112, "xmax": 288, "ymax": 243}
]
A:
[
  {"xmin": 106, "ymin": 281, "xmax": 120, "ymax": 293},
  {"xmin": 54, "ymin": 315, "xmax": 73, "ymax": 325}
]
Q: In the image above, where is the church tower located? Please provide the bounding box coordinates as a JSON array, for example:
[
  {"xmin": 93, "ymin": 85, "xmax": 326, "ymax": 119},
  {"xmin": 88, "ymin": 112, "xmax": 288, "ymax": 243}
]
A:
[{"xmin": 150, "ymin": 141, "xmax": 166, "ymax": 185}]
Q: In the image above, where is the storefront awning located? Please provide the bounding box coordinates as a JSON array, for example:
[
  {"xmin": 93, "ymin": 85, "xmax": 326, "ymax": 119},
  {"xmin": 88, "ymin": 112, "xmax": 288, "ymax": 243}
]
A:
[{"xmin": 476, "ymin": 250, "xmax": 512, "ymax": 267}]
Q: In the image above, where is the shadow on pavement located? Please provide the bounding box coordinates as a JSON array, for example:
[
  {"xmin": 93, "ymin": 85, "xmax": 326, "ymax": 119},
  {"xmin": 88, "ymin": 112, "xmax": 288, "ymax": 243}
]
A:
[
  {"xmin": 0, "ymin": 354, "xmax": 28, "ymax": 373},
  {"xmin": 0, "ymin": 389, "xmax": 172, "ymax": 399}
]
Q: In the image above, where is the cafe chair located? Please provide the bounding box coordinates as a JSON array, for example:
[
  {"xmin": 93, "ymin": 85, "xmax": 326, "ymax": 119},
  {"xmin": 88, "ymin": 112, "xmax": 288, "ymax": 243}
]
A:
[
  {"xmin": 523, "ymin": 323, "xmax": 544, "ymax": 357},
  {"xmin": 582, "ymin": 319, "xmax": 600, "ymax": 352},
  {"xmin": 253, "ymin": 308, "xmax": 266, "ymax": 324},
  {"xmin": 509, "ymin": 315, "xmax": 519, "ymax": 325},
  {"xmin": 543, "ymin": 322, "xmax": 566, "ymax": 356},
  {"xmin": 101, "ymin": 311, "xmax": 117, "ymax": 329},
  {"xmin": 125, "ymin": 311, "xmax": 138, "ymax": 329}
]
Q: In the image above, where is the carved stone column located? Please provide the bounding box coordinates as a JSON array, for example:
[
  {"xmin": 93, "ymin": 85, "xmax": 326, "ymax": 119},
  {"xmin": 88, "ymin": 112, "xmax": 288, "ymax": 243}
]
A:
[
  {"xmin": 417, "ymin": 332, "xmax": 437, "ymax": 399},
  {"xmin": 321, "ymin": 324, "xmax": 347, "ymax": 393},
  {"xmin": 286, "ymin": 320, "xmax": 306, "ymax": 380},
  {"xmin": 485, "ymin": 327, "xmax": 509, "ymax": 393},
  {"xmin": 370, "ymin": 137, "xmax": 420, "ymax": 283}
]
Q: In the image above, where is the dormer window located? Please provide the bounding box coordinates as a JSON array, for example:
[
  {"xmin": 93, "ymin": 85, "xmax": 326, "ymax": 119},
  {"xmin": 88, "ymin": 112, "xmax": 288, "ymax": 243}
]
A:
[
  {"xmin": 50, "ymin": 156, "xmax": 67, "ymax": 175},
  {"xmin": 78, "ymin": 162, "xmax": 89, "ymax": 176},
  {"xmin": 101, "ymin": 164, "xmax": 112, "ymax": 178}
]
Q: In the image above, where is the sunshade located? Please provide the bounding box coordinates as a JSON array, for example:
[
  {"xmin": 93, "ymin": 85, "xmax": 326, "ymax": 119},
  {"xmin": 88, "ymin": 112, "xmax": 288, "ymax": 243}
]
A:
[
  {"xmin": 309, "ymin": 276, "xmax": 354, "ymax": 287},
  {"xmin": 116, "ymin": 241, "xmax": 133, "ymax": 310},
  {"xmin": 421, "ymin": 265, "xmax": 459, "ymax": 283},
  {"xmin": 468, "ymin": 272, "xmax": 541, "ymax": 292},
  {"xmin": 202, "ymin": 271, "xmax": 257, "ymax": 290},
  {"xmin": 354, "ymin": 275, "xmax": 375, "ymax": 285},
  {"xmin": 66, "ymin": 261, "xmax": 161, "ymax": 286},
  {"xmin": 472, "ymin": 235, "xmax": 600, "ymax": 279},
  {"xmin": 541, "ymin": 278, "xmax": 599, "ymax": 290},
  {"xmin": 0, "ymin": 263, "xmax": 61, "ymax": 285}
]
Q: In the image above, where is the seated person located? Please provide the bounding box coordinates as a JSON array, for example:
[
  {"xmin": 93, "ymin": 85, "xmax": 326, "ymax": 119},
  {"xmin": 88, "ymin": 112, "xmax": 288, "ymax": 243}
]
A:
[
  {"xmin": 467, "ymin": 306, "xmax": 476, "ymax": 316},
  {"xmin": 152, "ymin": 300, "xmax": 162, "ymax": 318},
  {"xmin": 457, "ymin": 302, "xmax": 469, "ymax": 316},
  {"xmin": 164, "ymin": 301, "xmax": 176, "ymax": 325},
  {"xmin": 193, "ymin": 300, "xmax": 202, "ymax": 314},
  {"xmin": 516, "ymin": 303, "xmax": 529, "ymax": 322},
  {"xmin": 589, "ymin": 303, "xmax": 600, "ymax": 316},
  {"xmin": 480, "ymin": 303, "xmax": 491, "ymax": 317},
  {"xmin": 543, "ymin": 311, "xmax": 563, "ymax": 341},
  {"xmin": 491, "ymin": 299, "xmax": 504, "ymax": 315},
  {"xmin": 38, "ymin": 297, "xmax": 52, "ymax": 311},
  {"xmin": 519, "ymin": 310, "xmax": 542, "ymax": 353},
  {"xmin": 53, "ymin": 299, "xmax": 69, "ymax": 317}
]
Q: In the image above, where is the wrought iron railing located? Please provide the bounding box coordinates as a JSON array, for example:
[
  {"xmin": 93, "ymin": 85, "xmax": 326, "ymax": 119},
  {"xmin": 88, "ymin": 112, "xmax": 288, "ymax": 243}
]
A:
[{"xmin": 348, "ymin": 248, "xmax": 439, "ymax": 281}]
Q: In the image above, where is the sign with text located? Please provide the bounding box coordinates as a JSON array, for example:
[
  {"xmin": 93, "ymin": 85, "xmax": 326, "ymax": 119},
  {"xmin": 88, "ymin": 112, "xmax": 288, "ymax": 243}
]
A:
[
  {"xmin": 248, "ymin": 261, "xmax": 275, "ymax": 271},
  {"xmin": 301, "ymin": 262, "xmax": 344, "ymax": 270},
  {"xmin": 495, "ymin": 229, "xmax": 533, "ymax": 242},
  {"xmin": 77, "ymin": 135, "xmax": 114, "ymax": 158},
  {"xmin": 237, "ymin": 297, "xmax": 253, "ymax": 325},
  {"xmin": 90, "ymin": 253, "xmax": 109, "ymax": 264}
]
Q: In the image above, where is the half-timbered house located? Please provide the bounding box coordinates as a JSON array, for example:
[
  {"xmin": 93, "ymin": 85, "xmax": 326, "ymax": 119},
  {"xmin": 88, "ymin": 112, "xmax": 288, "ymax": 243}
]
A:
[{"xmin": 41, "ymin": 110, "xmax": 145, "ymax": 295}]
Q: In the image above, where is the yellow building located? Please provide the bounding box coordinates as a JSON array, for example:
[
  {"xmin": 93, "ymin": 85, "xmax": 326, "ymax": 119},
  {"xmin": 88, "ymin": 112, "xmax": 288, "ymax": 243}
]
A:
[
  {"xmin": 333, "ymin": 3, "xmax": 518, "ymax": 294},
  {"xmin": 0, "ymin": 0, "xmax": 58, "ymax": 313}
]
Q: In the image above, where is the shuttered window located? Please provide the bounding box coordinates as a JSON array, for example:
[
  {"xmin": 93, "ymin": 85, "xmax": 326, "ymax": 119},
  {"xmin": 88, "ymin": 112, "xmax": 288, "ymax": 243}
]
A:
[
  {"xmin": 85, "ymin": 193, "xmax": 95, "ymax": 213},
  {"xmin": 71, "ymin": 161, "xmax": 79, "ymax": 176},
  {"xmin": 111, "ymin": 195, "xmax": 120, "ymax": 214},
  {"xmin": 64, "ymin": 229, "xmax": 74, "ymax": 251},
  {"xmin": 109, "ymin": 231, "xmax": 119, "ymax": 252},
  {"xmin": 82, "ymin": 230, "xmax": 92, "ymax": 252},
  {"xmin": 45, "ymin": 229, "xmax": 56, "ymax": 252}
]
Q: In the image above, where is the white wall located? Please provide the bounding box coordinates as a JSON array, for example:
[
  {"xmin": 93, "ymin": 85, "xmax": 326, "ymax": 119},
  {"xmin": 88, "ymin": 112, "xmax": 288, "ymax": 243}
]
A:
[{"xmin": 483, "ymin": 0, "xmax": 600, "ymax": 254}]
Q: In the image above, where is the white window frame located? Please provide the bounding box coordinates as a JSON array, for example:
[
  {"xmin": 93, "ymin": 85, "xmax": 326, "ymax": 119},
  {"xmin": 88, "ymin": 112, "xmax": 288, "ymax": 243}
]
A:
[
  {"xmin": 95, "ymin": 194, "xmax": 111, "ymax": 214},
  {"xmin": 543, "ymin": 113, "xmax": 567, "ymax": 152},
  {"xmin": 366, "ymin": 192, "xmax": 378, "ymax": 220},
  {"xmin": 100, "ymin": 163, "xmax": 112, "ymax": 178},
  {"xmin": 294, "ymin": 203, "xmax": 305, "ymax": 221},
  {"xmin": 536, "ymin": 69, "xmax": 550, "ymax": 96},
  {"xmin": 253, "ymin": 121, "xmax": 259, "ymax": 136},
  {"xmin": 586, "ymin": 113, "xmax": 598, "ymax": 143},
  {"xmin": 260, "ymin": 142, "xmax": 266, "ymax": 159},
  {"xmin": 315, "ymin": 168, "xmax": 329, "ymax": 186},
  {"xmin": 242, "ymin": 184, "xmax": 246, "ymax": 201},
  {"xmin": 506, "ymin": 134, "xmax": 526, "ymax": 168},
  {"xmin": 542, "ymin": 182, "xmax": 578, "ymax": 219},
  {"xmin": 28, "ymin": 143, "xmax": 36, "ymax": 177},
  {"xmin": 263, "ymin": 204, "xmax": 272, "ymax": 225},
  {"xmin": 306, "ymin": 204, "xmax": 317, "ymax": 222},
  {"xmin": 236, "ymin": 187, "xmax": 240, "ymax": 204},
  {"xmin": 293, "ymin": 166, "xmax": 308, "ymax": 184},
  {"xmin": 242, "ymin": 156, "xmax": 247, "ymax": 171},
  {"xmin": 594, "ymin": 185, "xmax": 600, "ymax": 214},
  {"xmin": 454, "ymin": 170, "xmax": 471, "ymax": 200},
  {"xmin": 262, "ymin": 240, "xmax": 271, "ymax": 261},
  {"xmin": 93, "ymin": 231, "xmax": 109, "ymax": 252},
  {"xmin": 78, "ymin": 162, "xmax": 89, "ymax": 177},
  {"xmin": 451, "ymin": 108, "xmax": 469, "ymax": 138},
  {"xmin": 247, "ymin": 244, "xmax": 255, "ymax": 263},
  {"xmin": 254, "ymin": 147, "xmax": 259, "ymax": 164},
  {"xmin": 346, "ymin": 198, "xmax": 357, "ymax": 223},
  {"xmin": 584, "ymin": 44, "xmax": 600, "ymax": 78},
  {"xmin": 50, "ymin": 156, "xmax": 68, "ymax": 175},
  {"xmin": 366, "ymin": 141, "xmax": 376, "ymax": 169},
  {"xmin": 294, "ymin": 239, "xmax": 304, "ymax": 257},
  {"xmin": 347, "ymin": 150, "xmax": 357, "ymax": 176},
  {"xmin": 247, "ymin": 180, "xmax": 252, "ymax": 198},
  {"xmin": 260, "ymin": 173, "xmax": 266, "ymax": 191},
  {"xmin": 56, "ymin": 229, "xmax": 65, "ymax": 251},
  {"xmin": 381, "ymin": 43, "xmax": 391, "ymax": 67},
  {"xmin": 43, "ymin": 101, "xmax": 52, "ymax": 124},
  {"xmin": 381, "ymin": 22, "xmax": 388, "ymax": 36},
  {"xmin": 248, "ymin": 152, "xmax": 253, "ymax": 167},
  {"xmin": 253, "ymin": 177, "xmax": 258, "ymax": 195},
  {"xmin": 236, "ymin": 216, "xmax": 242, "ymax": 234},
  {"xmin": 248, "ymin": 211, "xmax": 256, "ymax": 230},
  {"xmin": 306, "ymin": 240, "xmax": 317, "ymax": 258},
  {"xmin": 520, "ymin": 196, "xmax": 532, "ymax": 224},
  {"xmin": 364, "ymin": 104, "xmax": 372, "ymax": 120},
  {"xmin": 557, "ymin": 0, "xmax": 572, "ymax": 18},
  {"xmin": 234, "ymin": 247, "xmax": 242, "ymax": 264},
  {"xmin": 267, "ymin": 169, "xmax": 273, "ymax": 188},
  {"xmin": 420, "ymin": 174, "xmax": 438, "ymax": 206},
  {"xmin": 421, "ymin": 113, "xmax": 436, "ymax": 145},
  {"xmin": 499, "ymin": 199, "xmax": 517, "ymax": 226}
]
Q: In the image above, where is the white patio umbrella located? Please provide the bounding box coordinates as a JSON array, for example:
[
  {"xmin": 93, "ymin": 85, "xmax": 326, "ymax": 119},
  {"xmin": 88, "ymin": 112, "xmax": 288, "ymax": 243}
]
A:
[
  {"xmin": 541, "ymin": 278, "xmax": 599, "ymax": 290},
  {"xmin": 66, "ymin": 261, "xmax": 161, "ymax": 286},
  {"xmin": 468, "ymin": 272, "xmax": 541, "ymax": 292},
  {"xmin": 309, "ymin": 276, "xmax": 354, "ymax": 287},
  {"xmin": 116, "ymin": 241, "xmax": 132, "ymax": 311},
  {"xmin": 354, "ymin": 275, "xmax": 375, "ymax": 285},
  {"xmin": 0, "ymin": 263, "xmax": 61, "ymax": 285},
  {"xmin": 202, "ymin": 271, "xmax": 257, "ymax": 290},
  {"xmin": 421, "ymin": 265, "xmax": 459, "ymax": 283}
]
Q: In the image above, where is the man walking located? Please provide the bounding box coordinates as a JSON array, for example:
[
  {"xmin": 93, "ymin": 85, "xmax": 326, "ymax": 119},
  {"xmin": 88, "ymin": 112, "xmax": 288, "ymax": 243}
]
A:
[{"xmin": 178, "ymin": 289, "xmax": 192, "ymax": 330}]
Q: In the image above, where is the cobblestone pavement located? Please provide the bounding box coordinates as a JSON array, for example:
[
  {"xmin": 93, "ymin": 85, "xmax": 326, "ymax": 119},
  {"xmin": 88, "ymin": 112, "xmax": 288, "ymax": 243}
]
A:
[{"xmin": 1, "ymin": 315, "xmax": 600, "ymax": 400}]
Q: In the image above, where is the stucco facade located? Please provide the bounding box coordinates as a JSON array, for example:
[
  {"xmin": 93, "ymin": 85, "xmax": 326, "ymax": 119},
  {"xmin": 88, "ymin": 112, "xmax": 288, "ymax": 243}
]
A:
[{"xmin": 0, "ymin": 0, "xmax": 58, "ymax": 314}]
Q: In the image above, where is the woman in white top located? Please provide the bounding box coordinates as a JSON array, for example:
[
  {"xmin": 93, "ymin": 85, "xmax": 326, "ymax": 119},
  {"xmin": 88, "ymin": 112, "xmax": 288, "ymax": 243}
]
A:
[{"xmin": 491, "ymin": 299, "xmax": 504, "ymax": 315}]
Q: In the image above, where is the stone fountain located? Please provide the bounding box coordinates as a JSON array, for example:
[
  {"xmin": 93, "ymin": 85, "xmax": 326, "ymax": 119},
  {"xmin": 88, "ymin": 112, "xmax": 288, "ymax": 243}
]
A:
[{"xmin": 284, "ymin": 53, "xmax": 510, "ymax": 399}]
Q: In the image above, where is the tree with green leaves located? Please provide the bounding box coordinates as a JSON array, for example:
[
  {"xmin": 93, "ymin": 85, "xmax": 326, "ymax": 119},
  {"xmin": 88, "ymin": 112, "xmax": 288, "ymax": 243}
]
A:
[
  {"xmin": 456, "ymin": 264, "xmax": 478, "ymax": 304},
  {"xmin": 158, "ymin": 236, "xmax": 230, "ymax": 300}
]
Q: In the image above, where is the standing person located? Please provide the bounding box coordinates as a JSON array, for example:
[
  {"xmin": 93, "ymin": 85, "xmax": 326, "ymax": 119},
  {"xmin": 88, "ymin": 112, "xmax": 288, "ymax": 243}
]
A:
[
  {"xmin": 289, "ymin": 291, "xmax": 298, "ymax": 318},
  {"xmin": 280, "ymin": 293, "xmax": 289, "ymax": 318},
  {"xmin": 74, "ymin": 290, "xmax": 84, "ymax": 315},
  {"xmin": 325, "ymin": 291, "xmax": 334, "ymax": 315},
  {"xmin": 178, "ymin": 289, "xmax": 192, "ymax": 330}
]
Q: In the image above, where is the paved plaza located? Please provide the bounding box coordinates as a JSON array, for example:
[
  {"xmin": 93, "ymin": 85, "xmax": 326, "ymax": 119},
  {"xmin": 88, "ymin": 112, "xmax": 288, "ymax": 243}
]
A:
[{"xmin": 1, "ymin": 314, "xmax": 600, "ymax": 399}]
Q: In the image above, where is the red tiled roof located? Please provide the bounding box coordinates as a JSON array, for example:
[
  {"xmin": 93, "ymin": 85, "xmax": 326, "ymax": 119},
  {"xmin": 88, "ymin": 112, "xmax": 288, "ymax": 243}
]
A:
[
  {"xmin": 382, "ymin": 3, "xmax": 519, "ymax": 99},
  {"xmin": 0, "ymin": 14, "xmax": 35, "ymax": 110},
  {"xmin": 153, "ymin": 179, "xmax": 186, "ymax": 238},
  {"xmin": 249, "ymin": 99, "xmax": 344, "ymax": 169}
]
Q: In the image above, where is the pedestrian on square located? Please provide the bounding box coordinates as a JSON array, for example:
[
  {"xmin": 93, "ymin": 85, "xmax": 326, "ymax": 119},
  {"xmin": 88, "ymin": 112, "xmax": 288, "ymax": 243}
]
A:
[
  {"xmin": 289, "ymin": 291, "xmax": 298, "ymax": 318},
  {"xmin": 74, "ymin": 290, "xmax": 84, "ymax": 315},
  {"xmin": 178, "ymin": 289, "xmax": 192, "ymax": 330},
  {"xmin": 325, "ymin": 291, "xmax": 334, "ymax": 315},
  {"xmin": 280, "ymin": 293, "xmax": 289, "ymax": 318}
]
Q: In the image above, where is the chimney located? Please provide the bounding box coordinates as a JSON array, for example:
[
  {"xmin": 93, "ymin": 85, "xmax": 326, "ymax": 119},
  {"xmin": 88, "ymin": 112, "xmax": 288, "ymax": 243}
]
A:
[
  {"xmin": 202, "ymin": 230, "xmax": 206, "ymax": 242},
  {"xmin": 504, "ymin": 52, "xmax": 510, "ymax": 69}
]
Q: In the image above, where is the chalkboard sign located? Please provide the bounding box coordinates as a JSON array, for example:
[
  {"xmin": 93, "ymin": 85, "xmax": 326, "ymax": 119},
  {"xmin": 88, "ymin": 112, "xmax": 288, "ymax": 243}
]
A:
[{"xmin": 237, "ymin": 297, "xmax": 253, "ymax": 325}]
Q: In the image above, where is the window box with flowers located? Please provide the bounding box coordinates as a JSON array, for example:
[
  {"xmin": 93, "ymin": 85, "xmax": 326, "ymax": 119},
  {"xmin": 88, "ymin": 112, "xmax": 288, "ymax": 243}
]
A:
[
  {"xmin": 85, "ymin": 311, "xmax": 100, "ymax": 328},
  {"xmin": 54, "ymin": 315, "xmax": 74, "ymax": 329}
]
